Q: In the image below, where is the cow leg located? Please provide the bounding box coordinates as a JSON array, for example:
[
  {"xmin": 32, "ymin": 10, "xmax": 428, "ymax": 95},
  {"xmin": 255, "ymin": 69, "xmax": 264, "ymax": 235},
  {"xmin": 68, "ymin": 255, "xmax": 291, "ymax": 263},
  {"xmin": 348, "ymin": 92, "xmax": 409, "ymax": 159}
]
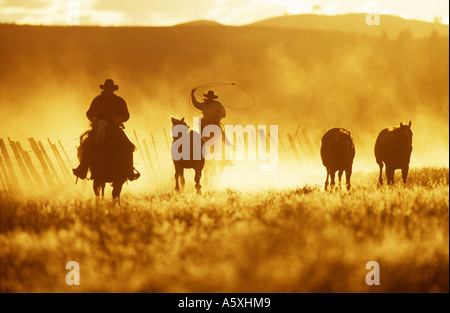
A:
[
  {"xmin": 330, "ymin": 170, "xmax": 336, "ymax": 191},
  {"xmin": 377, "ymin": 162, "xmax": 384, "ymax": 186},
  {"xmin": 101, "ymin": 183, "xmax": 105, "ymax": 198},
  {"xmin": 93, "ymin": 179, "xmax": 102, "ymax": 198},
  {"xmin": 386, "ymin": 166, "xmax": 395, "ymax": 185},
  {"xmin": 338, "ymin": 170, "xmax": 344, "ymax": 189},
  {"xmin": 402, "ymin": 165, "xmax": 409, "ymax": 185},
  {"xmin": 324, "ymin": 168, "xmax": 330, "ymax": 191},
  {"xmin": 345, "ymin": 167, "xmax": 352, "ymax": 191}
]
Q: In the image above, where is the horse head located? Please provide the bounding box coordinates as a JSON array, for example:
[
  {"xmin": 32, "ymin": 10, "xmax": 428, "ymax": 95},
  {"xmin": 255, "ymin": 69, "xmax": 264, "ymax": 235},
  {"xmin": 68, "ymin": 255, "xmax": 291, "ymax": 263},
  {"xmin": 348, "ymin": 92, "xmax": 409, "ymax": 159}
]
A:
[
  {"xmin": 399, "ymin": 121, "xmax": 413, "ymax": 153},
  {"xmin": 171, "ymin": 117, "xmax": 190, "ymax": 140}
]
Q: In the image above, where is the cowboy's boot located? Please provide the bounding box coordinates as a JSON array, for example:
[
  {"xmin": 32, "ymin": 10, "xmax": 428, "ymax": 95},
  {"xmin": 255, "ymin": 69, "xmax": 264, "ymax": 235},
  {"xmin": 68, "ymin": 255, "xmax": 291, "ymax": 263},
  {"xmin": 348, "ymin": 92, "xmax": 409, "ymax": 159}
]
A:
[
  {"xmin": 72, "ymin": 151, "xmax": 89, "ymax": 180},
  {"xmin": 72, "ymin": 162, "xmax": 88, "ymax": 180},
  {"xmin": 125, "ymin": 150, "xmax": 140, "ymax": 181}
]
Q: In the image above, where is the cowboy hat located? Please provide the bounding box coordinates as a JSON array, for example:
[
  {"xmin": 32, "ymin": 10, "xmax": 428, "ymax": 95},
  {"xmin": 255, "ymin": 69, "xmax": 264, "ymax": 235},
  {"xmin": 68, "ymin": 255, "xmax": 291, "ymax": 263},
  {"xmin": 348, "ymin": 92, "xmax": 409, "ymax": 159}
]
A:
[
  {"xmin": 100, "ymin": 79, "xmax": 119, "ymax": 91},
  {"xmin": 203, "ymin": 90, "xmax": 218, "ymax": 99}
]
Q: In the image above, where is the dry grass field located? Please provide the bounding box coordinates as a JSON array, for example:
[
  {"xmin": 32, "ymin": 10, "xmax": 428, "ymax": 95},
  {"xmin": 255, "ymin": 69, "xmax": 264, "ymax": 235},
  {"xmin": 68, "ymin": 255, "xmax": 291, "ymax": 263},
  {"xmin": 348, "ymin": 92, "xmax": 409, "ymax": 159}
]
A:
[
  {"xmin": 0, "ymin": 167, "xmax": 448, "ymax": 292},
  {"xmin": 0, "ymin": 15, "xmax": 448, "ymax": 294}
]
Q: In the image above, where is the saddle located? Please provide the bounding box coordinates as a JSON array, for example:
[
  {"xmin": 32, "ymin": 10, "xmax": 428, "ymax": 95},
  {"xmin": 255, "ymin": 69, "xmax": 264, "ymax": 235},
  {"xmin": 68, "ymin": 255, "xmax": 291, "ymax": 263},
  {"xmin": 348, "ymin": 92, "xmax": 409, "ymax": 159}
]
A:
[{"xmin": 77, "ymin": 119, "xmax": 137, "ymax": 181}]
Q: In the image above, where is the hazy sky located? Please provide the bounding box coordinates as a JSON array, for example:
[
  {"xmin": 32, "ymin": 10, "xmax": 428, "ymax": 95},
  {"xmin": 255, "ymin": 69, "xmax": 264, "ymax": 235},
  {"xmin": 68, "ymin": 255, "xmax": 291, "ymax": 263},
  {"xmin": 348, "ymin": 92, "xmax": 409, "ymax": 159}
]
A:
[{"xmin": 0, "ymin": 0, "xmax": 448, "ymax": 26}]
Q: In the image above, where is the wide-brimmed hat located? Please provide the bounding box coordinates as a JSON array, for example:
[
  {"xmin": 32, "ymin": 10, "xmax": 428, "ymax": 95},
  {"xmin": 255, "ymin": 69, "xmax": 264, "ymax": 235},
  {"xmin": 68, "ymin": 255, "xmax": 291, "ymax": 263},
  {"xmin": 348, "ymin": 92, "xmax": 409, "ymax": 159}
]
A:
[
  {"xmin": 203, "ymin": 90, "xmax": 218, "ymax": 99},
  {"xmin": 100, "ymin": 79, "xmax": 119, "ymax": 91}
]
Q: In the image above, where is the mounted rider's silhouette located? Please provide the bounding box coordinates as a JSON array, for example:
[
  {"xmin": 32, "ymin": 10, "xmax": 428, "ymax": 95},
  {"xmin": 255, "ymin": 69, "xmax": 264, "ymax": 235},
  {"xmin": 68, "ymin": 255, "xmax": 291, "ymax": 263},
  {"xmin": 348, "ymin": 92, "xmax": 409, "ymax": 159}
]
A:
[
  {"xmin": 191, "ymin": 89, "xmax": 226, "ymax": 133},
  {"xmin": 72, "ymin": 79, "xmax": 140, "ymax": 181},
  {"xmin": 191, "ymin": 88, "xmax": 233, "ymax": 164}
]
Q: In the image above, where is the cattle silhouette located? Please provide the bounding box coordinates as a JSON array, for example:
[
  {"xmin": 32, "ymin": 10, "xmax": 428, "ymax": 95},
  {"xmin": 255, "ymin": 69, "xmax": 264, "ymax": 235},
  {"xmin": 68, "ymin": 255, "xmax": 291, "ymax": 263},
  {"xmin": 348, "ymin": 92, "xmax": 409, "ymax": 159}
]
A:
[
  {"xmin": 320, "ymin": 128, "xmax": 355, "ymax": 191},
  {"xmin": 171, "ymin": 117, "xmax": 205, "ymax": 194},
  {"xmin": 374, "ymin": 121, "xmax": 413, "ymax": 185}
]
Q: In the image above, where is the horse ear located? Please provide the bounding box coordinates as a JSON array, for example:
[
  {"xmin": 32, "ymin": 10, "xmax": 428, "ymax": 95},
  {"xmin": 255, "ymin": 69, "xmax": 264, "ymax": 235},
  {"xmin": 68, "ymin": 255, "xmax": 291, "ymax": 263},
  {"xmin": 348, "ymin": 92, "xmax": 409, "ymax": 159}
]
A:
[
  {"xmin": 400, "ymin": 122, "xmax": 403, "ymax": 127},
  {"xmin": 171, "ymin": 117, "xmax": 176, "ymax": 123},
  {"xmin": 408, "ymin": 120, "xmax": 412, "ymax": 128},
  {"xmin": 181, "ymin": 117, "xmax": 185, "ymax": 122}
]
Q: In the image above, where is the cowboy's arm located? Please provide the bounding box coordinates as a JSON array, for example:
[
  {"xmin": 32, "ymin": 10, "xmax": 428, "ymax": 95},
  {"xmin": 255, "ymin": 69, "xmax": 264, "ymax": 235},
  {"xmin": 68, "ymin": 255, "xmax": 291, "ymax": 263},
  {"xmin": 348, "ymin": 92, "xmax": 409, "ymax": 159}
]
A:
[
  {"xmin": 113, "ymin": 97, "xmax": 130, "ymax": 124},
  {"xmin": 191, "ymin": 89, "xmax": 204, "ymax": 111},
  {"xmin": 219, "ymin": 103, "xmax": 226, "ymax": 118},
  {"xmin": 86, "ymin": 98, "xmax": 99, "ymax": 123}
]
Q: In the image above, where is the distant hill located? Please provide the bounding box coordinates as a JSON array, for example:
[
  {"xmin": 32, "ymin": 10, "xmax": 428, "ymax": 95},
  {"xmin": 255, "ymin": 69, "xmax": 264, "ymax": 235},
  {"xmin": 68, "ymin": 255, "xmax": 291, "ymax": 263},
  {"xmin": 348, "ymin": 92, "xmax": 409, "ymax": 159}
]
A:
[
  {"xmin": 0, "ymin": 20, "xmax": 447, "ymax": 149},
  {"xmin": 176, "ymin": 20, "xmax": 224, "ymax": 27},
  {"xmin": 250, "ymin": 13, "xmax": 449, "ymax": 39}
]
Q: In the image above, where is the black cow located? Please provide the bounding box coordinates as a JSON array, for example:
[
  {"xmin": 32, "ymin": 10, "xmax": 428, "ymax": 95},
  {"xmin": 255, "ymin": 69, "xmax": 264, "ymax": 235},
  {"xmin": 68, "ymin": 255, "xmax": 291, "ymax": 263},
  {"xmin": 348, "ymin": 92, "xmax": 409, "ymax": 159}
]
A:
[{"xmin": 320, "ymin": 128, "xmax": 355, "ymax": 191}]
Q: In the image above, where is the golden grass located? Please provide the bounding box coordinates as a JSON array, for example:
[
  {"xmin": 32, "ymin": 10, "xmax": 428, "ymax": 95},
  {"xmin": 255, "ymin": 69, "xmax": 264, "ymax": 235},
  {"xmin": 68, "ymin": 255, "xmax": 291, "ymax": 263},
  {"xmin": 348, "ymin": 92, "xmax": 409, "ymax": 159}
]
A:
[{"xmin": 0, "ymin": 167, "xmax": 448, "ymax": 292}]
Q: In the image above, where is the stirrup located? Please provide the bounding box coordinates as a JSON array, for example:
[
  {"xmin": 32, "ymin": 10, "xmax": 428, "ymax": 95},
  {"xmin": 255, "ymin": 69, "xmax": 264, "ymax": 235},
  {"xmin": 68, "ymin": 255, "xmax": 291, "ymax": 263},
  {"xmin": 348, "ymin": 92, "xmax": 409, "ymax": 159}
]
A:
[{"xmin": 128, "ymin": 168, "xmax": 140, "ymax": 181}]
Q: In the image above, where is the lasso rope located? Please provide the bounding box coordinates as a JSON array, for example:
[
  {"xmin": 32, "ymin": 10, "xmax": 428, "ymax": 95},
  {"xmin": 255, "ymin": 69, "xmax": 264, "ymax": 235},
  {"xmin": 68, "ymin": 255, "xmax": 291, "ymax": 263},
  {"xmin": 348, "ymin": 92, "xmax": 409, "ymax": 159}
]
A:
[{"xmin": 189, "ymin": 82, "xmax": 256, "ymax": 112}]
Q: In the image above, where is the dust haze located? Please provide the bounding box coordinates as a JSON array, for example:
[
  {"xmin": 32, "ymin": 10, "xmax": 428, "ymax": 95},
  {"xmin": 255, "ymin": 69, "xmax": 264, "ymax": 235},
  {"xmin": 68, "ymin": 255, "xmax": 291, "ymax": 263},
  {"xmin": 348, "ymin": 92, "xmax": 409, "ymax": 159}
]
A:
[{"xmin": 0, "ymin": 22, "xmax": 448, "ymax": 192}]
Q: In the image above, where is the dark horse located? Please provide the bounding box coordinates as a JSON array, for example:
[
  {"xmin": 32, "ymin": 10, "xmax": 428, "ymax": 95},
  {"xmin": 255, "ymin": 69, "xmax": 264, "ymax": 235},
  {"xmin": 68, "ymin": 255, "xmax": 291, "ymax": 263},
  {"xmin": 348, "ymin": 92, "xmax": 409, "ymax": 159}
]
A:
[
  {"xmin": 374, "ymin": 121, "xmax": 413, "ymax": 185},
  {"xmin": 171, "ymin": 117, "xmax": 205, "ymax": 194},
  {"xmin": 320, "ymin": 128, "xmax": 355, "ymax": 191},
  {"xmin": 77, "ymin": 122, "xmax": 137, "ymax": 202}
]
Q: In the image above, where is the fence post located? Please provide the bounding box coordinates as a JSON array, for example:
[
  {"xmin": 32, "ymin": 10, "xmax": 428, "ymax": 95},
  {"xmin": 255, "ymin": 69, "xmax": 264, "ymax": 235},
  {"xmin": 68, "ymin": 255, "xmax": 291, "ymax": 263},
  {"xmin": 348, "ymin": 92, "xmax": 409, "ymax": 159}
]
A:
[
  {"xmin": 58, "ymin": 140, "xmax": 74, "ymax": 168},
  {"xmin": 133, "ymin": 130, "xmax": 150, "ymax": 177},
  {"xmin": 8, "ymin": 138, "xmax": 35, "ymax": 192},
  {"xmin": 0, "ymin": 154, "xmax": 11, "ymax": 192},
  {"xmin": 163, "ymin": 128, "xmax": 171, "ymax": 152},
  {"xmin": 48, "ymin": 139, "xmax": 72, "ymax": 183},
  {"xmin": 286, "ymin": 133, "xmax": 300, "ymax": 161},
  {"xmin": 151, "ymin": 133, "xmax": 162, "ymax": 178},
  {"xmin": 301, "ymin": 128, "xmax": 315, "ymax": 159},
  {"xmin": 16, "ymin": 141, "xmax": 45, "ymax": 192},
  {"xmin": 39, "ymin": 141, "xmax": 63, "ymax": 186},
  {"xmin": 0, "ymin": 138, "xmax": 19, "ymax": 190},
  {"xmin": 28, "ymin": 138, "xmax": 57, "ymax": 189},
  {"xmin": 142, "ymin": 139, "xmax": 157, "ymax": 179}
]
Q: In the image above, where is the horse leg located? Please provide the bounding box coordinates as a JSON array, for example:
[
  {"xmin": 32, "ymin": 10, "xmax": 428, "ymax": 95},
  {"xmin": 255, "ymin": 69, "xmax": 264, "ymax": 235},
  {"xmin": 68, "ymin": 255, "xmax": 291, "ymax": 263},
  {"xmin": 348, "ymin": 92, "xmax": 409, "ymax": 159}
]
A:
[
  {"xmin": 101, "ymin": 183, "xmax": 105, "ymax": 198},
  {"xmin": 203, "ymin": 162, "xmax": 210, "ymax": 187},
  {"xmin": 174, "ymin": 164, "xmax": 184, "ymax": 192},
  {"xmin": 112, "ymin": 180, "xmax": 124, "ymax": 205},
  {"xmin": 174, "ymin": 171, "xmax": 180, "ymax": 192},
  {"xmin": 174, "ymin": 166, "xmax": 185, "ymax": 192},
  {"xmin": 377, "ymin": 162, "xmax": 384, "ymax": 186},
  {"xmin": 324, "ymin": 168, "xmax": 330, "ymax": 191},
  {"xmin": 345, "ymin": 167, "xmax": 352, "ymax": 191},
  {"xmin": 402, "ymin": 165, "xmax": 409, "ymax": 185},
  {"xmin": 180, "ymin": 169, "xmax": 185, "ymax": 191},
  {"xmin": 194, "ymin": 167, "xmax": 202, "ymax": 194}
]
